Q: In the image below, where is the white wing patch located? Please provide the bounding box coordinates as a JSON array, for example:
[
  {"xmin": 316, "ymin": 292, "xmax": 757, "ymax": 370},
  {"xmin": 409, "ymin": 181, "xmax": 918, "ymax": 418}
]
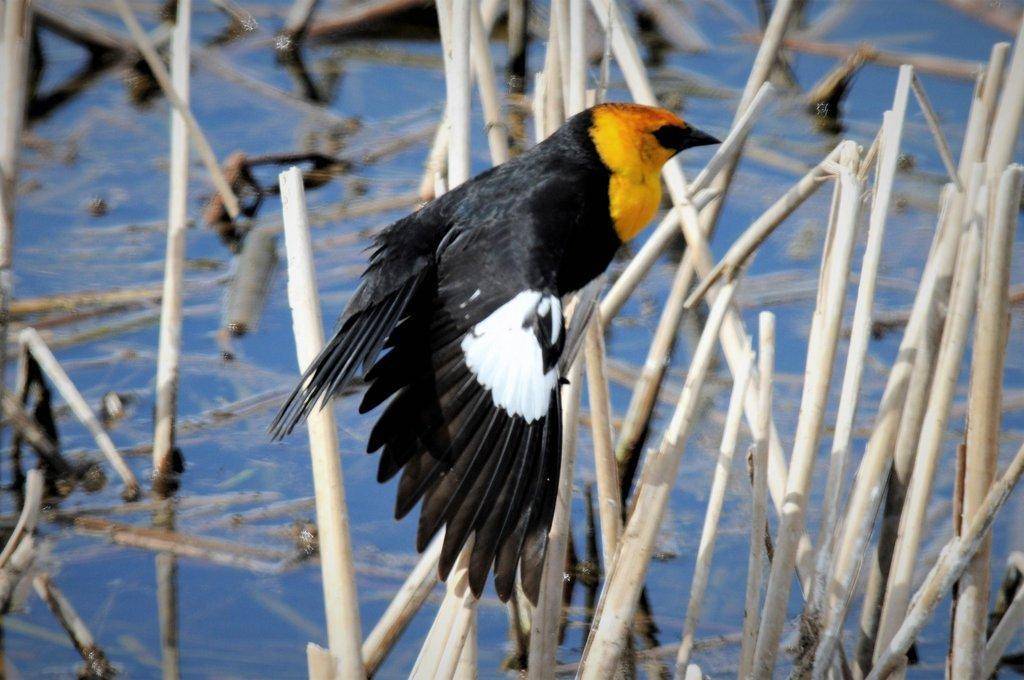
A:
[{"xmin": 461, "ymin": 290, "xmax": 560, "ymax": 422}]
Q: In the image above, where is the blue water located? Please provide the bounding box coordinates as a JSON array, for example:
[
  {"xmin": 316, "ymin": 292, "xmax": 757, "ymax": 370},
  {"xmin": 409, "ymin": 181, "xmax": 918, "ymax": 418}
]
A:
[{"xmin": 7, "ymin": 0, "xmax": 1024, "ymax": 677}]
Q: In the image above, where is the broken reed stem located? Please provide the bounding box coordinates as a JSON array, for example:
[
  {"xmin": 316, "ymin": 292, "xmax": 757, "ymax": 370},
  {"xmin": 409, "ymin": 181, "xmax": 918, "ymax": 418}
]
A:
[
  {"xmin": 113, "ymin": 0, "xmax": 241, "ymax": 220},
  {"xmin": 278, "ymin": 167, "xmax": 364, "ymax": 680},
  {"xmin": 420, "ymin": 0, "xmax": 505, "ymax": 199},
  {"xmin": 0, "ymin": 0, "xmax": 30, "ymax": 413},
  {"xmin": 675, "ymin": 347, "xmax": 754, "ymax": 676},
  {"xmin": 361, "ymin": 535, "xmax": 442, "ymax": 675},
  {"xmin": 738, "ymin": 312, "xmax": 774, "ymax": 680},
  {"xmin": 568, "ymin": 0, "xmax": 587, "ymax": 115},
  {"xmin": 20, "ymin": 328, "xmax": 140, "ymax": 500},
  {"xmin": 33, "ymin": 573, "xmax": 115, "ymax": 677},
  {"xmin": 445, "ymin": 0, "xmax": 472, "ymax": 188},
  {"xmin": 751, "ymin": 141, "xmax": 862, "ymax": 677},
  {"xmin": 527, "ymin": 358, "xmax": 583, "ymax": 678},
  {"xmin": 951, "ymin": 163, "xmax": 1023, "ymax": 675},
  {"xmin": 282, "ymin": 0, "xmax": 321, "ymax": 41},
  {"xmin": 152, "ymin": 0, "xmax": 192, "ymax": 483},
  {"xmin": 808, "ymin": 66, "xmax": 912, "ymax": 652},
  {"xmin": 983, "ymin": 552, "xmax": 1024, "ymax": 678},
  {"xmin": 576, "ymin": 280, "xmax": 738, "ymax": 678},
  {"xmin": 584, "ymin": 314, "xmax": 622, "ymax": 566},
  {"xmin": 868, "ymin": 434, "xmax": 1024, "ymax": 680},
  {"xmin": 872, "ymin": 164, "xmax": 987, "ymax": 666}
]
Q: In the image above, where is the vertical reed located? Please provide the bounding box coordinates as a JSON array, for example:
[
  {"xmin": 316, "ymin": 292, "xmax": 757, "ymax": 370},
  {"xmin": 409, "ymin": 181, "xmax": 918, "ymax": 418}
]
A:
[
  {"xmin": 278, "ymin": 167, "xmax": 364, "ymax": 679},
  {"xmin": 751, "ymin": 141, "xmax": 862, "ymax": 677},
  {"xmin": 152, "ymin": 0, "xmax": 193, "ymax": 483},
  {"xmin": 674, "ymin": 346, "xmax": 754, "ymax": 675},
  {"xmin": 577, "ymin": 279, "xmax": 739, "ymax": 678},
  {"xmin": 872, "ymin": 163, "xmax": 986, "ymax": 666},
  {"xmin": 0, "ymin": 0, "xmax": 30, "ymax": 405},
  {"xmin": 738, "ymin": 312, "xmax": 773, "ymax": 680},
  {"xmin": 806, "ymin": 67, "xmax": 912, "ymax": 670}
]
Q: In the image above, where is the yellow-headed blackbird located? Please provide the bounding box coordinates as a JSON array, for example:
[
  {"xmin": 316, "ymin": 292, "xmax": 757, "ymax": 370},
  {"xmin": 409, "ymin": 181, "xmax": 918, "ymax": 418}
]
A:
[{"xmin": 270, "ymin": 103, "xmax": 718, "ymax": 602}]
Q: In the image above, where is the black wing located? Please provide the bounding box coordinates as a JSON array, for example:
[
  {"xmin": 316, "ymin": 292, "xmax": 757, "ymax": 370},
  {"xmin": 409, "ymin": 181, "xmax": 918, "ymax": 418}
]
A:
[
  {"xmin": 269, "ymin": 199, "xmax": 451, "ymax": 440},
  {"xmin": 362, "ymin": 205, "xmax": 586, "ymax": 602}
]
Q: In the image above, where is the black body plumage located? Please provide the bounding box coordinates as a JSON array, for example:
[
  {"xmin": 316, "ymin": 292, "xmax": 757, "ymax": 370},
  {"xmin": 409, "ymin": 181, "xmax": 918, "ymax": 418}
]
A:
[{"xmin": 270, "ymin": 108, "xmax": 630, "ymax": 603}]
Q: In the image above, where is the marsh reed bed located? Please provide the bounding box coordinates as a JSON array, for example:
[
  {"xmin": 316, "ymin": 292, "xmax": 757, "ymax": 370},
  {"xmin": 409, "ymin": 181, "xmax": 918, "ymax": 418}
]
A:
[{"xmin": 0, "ymin": 0, "xmax": 1023, "ymax": 677}]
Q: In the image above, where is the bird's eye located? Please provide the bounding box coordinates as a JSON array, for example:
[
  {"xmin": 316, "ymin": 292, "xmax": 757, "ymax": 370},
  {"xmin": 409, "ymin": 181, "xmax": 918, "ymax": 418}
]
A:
[{"xmin": 652, "ymin": 124, "xmax": 689, "ymax": 151}]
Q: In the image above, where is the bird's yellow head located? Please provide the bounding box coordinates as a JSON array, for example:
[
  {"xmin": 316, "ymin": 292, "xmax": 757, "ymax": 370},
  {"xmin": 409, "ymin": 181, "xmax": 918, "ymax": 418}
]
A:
[{"xmin": 588, "ymin": 103, "xmax": 718, "ymax": 242}]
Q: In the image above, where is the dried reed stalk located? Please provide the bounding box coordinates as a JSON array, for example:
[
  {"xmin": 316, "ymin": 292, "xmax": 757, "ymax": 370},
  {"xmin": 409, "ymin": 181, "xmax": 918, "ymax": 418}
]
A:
[
  {"xmin": 113, "ymin": 0, "xmax": 241, "ymax": 220},
  {"xmin": 469, "ymin": 0, "xmax": 510, "ymax": 165},
  {"xmin": 951, "ymin": 160, "xmax": 1024, "ymax": 674},
  {"xmin": 612, "ymin": 84, "xmax": 773, "ymax": 466},
  {"xmin": 868, "ymin": 433, "xmax": 1024, "ymax": 680},
  {"xmin": 871, "ymin": 164, "xmax": 986, "ymax": 666},
  {"xmin": 20, "ymin": 328, "xmax": 140, "ymax": 500},
  {"xmin": 584, "ymin": 315, "xmax": 621, "ymax": 566},
  {"xmin": 577, "ymin": 280, "xmax": 738, "ymax": 677},
  {"xmin": 409, "ymin": 542, "xmax": 475, "ymax": 680},
  {"xmin": 153, "ymin": 0, "xmax": 193, "ymax": 483},
  {"xmin": 0, "ymin": 469, "xmax": 43, "ymax": 570},
  {"xmin": 982, "ymin": 21, "xmax": 1024, "ymax": 184},
  {"xmin": 675, "ymin": 347, "xmax": 754, "ymax": 675},
  {"xmin": 806, "ymin": 67, "xmax": 913, "ymax": 660},
  {"xmin": 816, "ymin": 44, "xmax": 1010, "ymax": 669},
  {"xmin": 751, "ymin": 141, "xmax": 862, "ymax": 677},
  {"xmin": 766, "ymin": 36, "xmax": 983, "ymax": 80},
  {"xmin": 282, "ymin": 0, "xmax": 321, "ymax": 41},
  {"xmin": 527, "ymin": 359, "xmax": 583, "ymax": 677},
  {"xmin": 683, "ymin": 141, "xmax": 843, "ymax": 308},
  {"xmin": 278, "ymin": 167, "xmax": 364, "ymax": 679},
  {"xmin": 0, "ymin": 0, "xmax": 30, "ymax": 407},
  {"xmin": 846, "ymin": 46, "xmax": 1010, "ymax": 675},
  {"xmin": 695, "ymin": 0, "xmax": 797, "ymax": 245},
  {"xmin": 33, "ymin": 573, "xmax": 115, "ymax": 677},
  {"xmin": 738, "ymin": 313, "xmax": 774, "ymax": 679}
]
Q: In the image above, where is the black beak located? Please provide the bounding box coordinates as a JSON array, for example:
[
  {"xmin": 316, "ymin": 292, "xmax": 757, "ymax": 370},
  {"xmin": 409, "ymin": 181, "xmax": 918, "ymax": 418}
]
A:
[
  {"xmin": 681, "ymin": 126, "xmax": 720, "ymax": 149},
  {"xmin": 653, "ymin": 124, "xmax": 721, "ymax": 152}
]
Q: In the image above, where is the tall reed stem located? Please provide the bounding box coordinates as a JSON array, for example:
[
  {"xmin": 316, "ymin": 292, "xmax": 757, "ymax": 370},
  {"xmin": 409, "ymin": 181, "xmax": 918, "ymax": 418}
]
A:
[{"xmin": 278, "ymin": 168, "xmax": 364, "ymax": 679}]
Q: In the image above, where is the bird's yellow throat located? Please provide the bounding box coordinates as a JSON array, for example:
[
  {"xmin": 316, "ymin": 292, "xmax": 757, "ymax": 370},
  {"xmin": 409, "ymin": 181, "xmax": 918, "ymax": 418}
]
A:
[{"xmin": 588, "ymin": 105, "xmax": 677, "ymax": 242}]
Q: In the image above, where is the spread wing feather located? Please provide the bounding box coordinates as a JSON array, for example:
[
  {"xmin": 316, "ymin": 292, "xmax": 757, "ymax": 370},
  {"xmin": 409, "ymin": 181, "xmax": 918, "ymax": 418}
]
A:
[
  {"xmin": 364, "ymin": 276, "xmax": 570, "ymax": 602},
  {"xmin": 268, "ymin": 267, "xmax": 432, "ymax": 439}
]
